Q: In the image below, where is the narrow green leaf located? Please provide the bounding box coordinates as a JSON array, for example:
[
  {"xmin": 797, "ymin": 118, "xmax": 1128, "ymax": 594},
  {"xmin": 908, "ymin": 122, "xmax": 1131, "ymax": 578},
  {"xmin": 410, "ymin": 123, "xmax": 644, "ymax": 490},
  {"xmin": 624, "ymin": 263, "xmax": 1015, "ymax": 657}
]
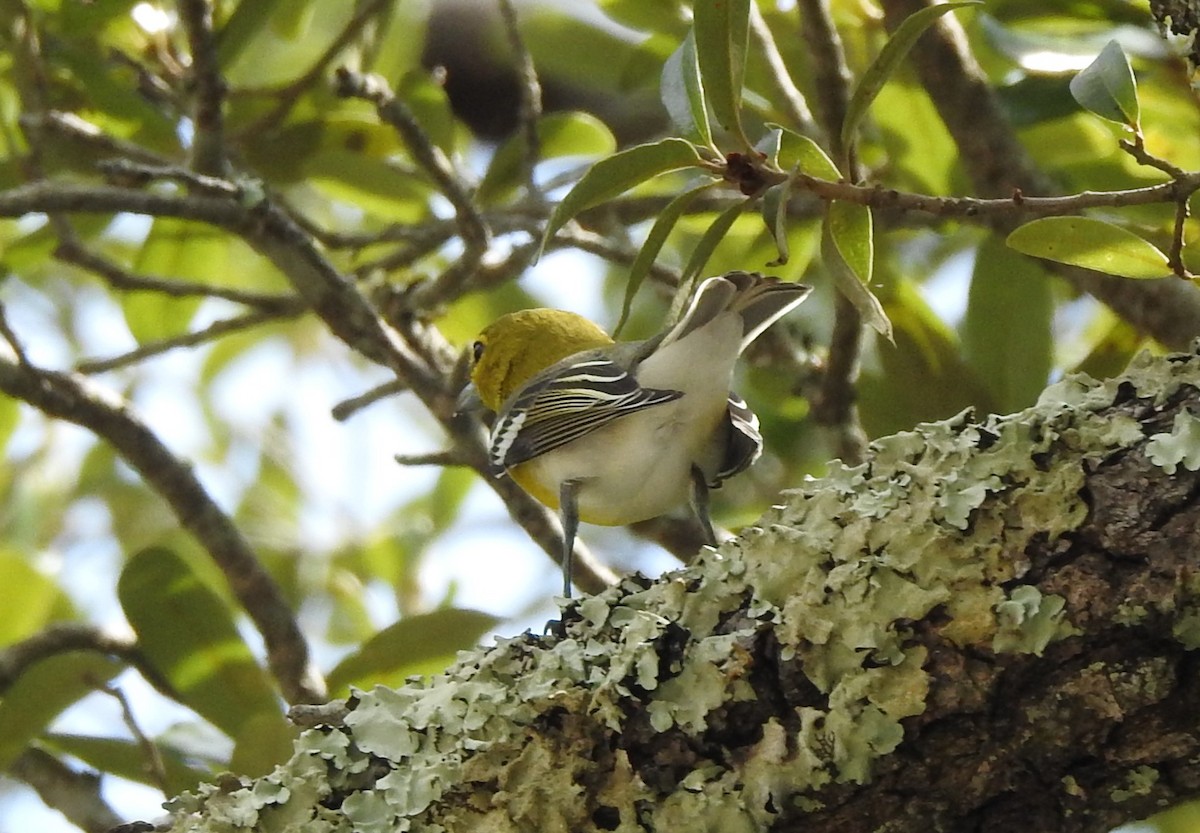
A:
[
  {"xmin": 761, "ymin": 179, "xmax": 793, "ymax": 267},
  {"xmin": 230, "ymin": 712, "xmax": 297, "ymax": 777},
  {"xmin": 326, "ymin": 609, "xmax": 500, "ymax": 695},
  {"xmin": 820, "ymin": 217, "xmax": 892, "ymax": 340},
  {"xmin": 118, "ymin": 547, "xmax": 284, "ymax": 740},
  {"xmin": 479, "ymin": 112, "xmax": 616, "ymax": 205},
  {"xmin": 827, "ymin": 201, "xmax": 874, "ymax": 285},
  {"xmin": 962, "ymin": 238, "xmax": 1053, "ymax": 412},
  {"xmin": 1006, "ymin": 217, "xmax": 1170, "ymax": 279},
  {"xmin": 692, "ymin": 0, "xmax": 751, "ymax": 145},
  {"xmin": 1069, "ymin": 40, "xmax": 1140, "ymax": 128},
  {"xmin": 0, "ymin": 652, "xmax": 124, "ymax": 771},
  {"xmin": 614, "ymin": 183, "xmax": 715, "ymax": 336},
  {"xmin": 841, "ymin": 2, "xmax": 981, "ymax": 160},
  {"xmin": 661, "ymin": 29, "xmax": 712, "ymax": 146},
  {"xmin": 681, "ymin": 199, "xmax": 751, "ymax": 285},
  {"xmin": 539, "ymin": 138, "xmax": 705, "ymax": 257}
]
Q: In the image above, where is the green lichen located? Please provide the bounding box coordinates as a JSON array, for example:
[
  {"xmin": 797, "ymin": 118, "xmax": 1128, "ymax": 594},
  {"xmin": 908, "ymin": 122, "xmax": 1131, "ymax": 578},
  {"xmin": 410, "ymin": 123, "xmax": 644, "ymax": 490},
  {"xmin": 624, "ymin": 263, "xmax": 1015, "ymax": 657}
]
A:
[
  {"xmin": 993, "ymin": 586, "xmax": 1079, "ymax": 655},
  {"xmin": 1111, "ymin": 765, "xmax": 1160, "ymax": 803},
  {"xmin": 1147, "ymin": 411, "xmax": 1200, "ymax": 474},
  {"xmin": 159, "ymin": 350, "xmax": 1200, "ymax": 833}
]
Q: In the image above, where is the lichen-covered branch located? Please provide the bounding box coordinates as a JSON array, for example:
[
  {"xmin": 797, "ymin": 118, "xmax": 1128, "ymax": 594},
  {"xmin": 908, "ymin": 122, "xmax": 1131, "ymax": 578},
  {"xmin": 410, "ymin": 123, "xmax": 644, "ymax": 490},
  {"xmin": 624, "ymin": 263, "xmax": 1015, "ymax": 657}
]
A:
[{"xmin": 159, "ymin": 346, "xmax": 1200, "ymax": 833}]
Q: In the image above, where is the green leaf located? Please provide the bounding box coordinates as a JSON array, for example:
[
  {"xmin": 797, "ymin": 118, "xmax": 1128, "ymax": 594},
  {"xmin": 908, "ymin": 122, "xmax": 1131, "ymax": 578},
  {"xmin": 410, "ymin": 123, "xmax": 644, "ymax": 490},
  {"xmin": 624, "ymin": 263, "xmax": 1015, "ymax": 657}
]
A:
[
  {"xmin": 827, "ymin": 201, "xmax": 874, "ymax": 285},
  {"xmin": 692, "ymin": 0, "xmax": 751, "ymax": 145},
  {"xmin": 661, "ymin": 29, "xmax": 712, "ymax": 146},
  {"xmin": 44, "ymin": 733, "xmax": 210, "ymax": 796},
  {"xmin": 772, "ymin": 125, "xmax": 841, "ymax": 180},
  {"xmin": 1069, "ymin": 40, "xmax": 1140, "ymax": 128},
  {"xmin": 0, "ymin": 551, "xmax": 69, "ymax": 645},
  {"xmin": 614, "ymin": 182, "xmax": 715, "ymax": 336},
  {"xmin": 1006, "ymin": 217, "xmax": 1170, "ymax": 279},
  {"xmin": 326, "ymin": 608, "xmax": 500, "ymax": 695},
  {"xmin": 0, "ymin": 652, "xmax": 124, "ymax": 771},
  {"xmin": 539, "ymin": 138, "xmax": 705, "ymax": 256},
  {"xmin": 761, "ymin": 179, "xmax": 793, "ymax": 267},
  {"xmin": 479, "ymin": 112, "xmax": 616, "ymax": 205},
  {"xmin": 859, "ymin": 279, "xmax": 994, "ymax": 437},
  {"xmin": 962, "ymin": 238, "xmax": 1053, "ymax": 412},
  {"xmin": 230, "ymin": 712, "xmax": 297, "ymax": 777},
  {"xmin": 820, "ymin": 214, "xmax": 892, "ymax": 340},
  {"xmin": 216, "ymin": 0, "xmax": 289, "ymax": 69},
  {"xmin": 676, "ymin": 198, "xmax": 752, "ymax": 304},
  {"xmin": 118, "ymin": 547, "xmax": 284, "ymax": 740},
  {"xmin": 841, "ymin": 1, "xmax": 981, "ymax": 160}
]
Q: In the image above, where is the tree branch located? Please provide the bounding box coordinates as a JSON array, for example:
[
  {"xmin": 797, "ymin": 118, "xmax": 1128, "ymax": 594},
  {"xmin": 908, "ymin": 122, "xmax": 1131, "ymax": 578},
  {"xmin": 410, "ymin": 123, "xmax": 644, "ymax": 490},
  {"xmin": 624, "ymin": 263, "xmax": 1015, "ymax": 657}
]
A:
[
  {"xmin": 878, "ymin": 0, "xmax": 1200, "ymax": 348},
  {"xmin": 0, "ymin": 353, "xmax": 323, "ymax": 705},
  {"xmin": 151, "ymin": 346, "xmax": 1200, "ymax": 833},
  {"xmin": 9, "ymin": 748, "xmax": 124, "ymax": 833}
]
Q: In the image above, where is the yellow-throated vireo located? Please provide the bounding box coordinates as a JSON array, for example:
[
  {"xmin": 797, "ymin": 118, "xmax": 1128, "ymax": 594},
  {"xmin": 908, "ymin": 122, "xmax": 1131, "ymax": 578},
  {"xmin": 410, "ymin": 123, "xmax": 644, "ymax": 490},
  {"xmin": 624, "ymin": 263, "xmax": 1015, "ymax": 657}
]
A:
[{"xmin": 461, "ymin": 271, "xmax": 810, "ymax": 596}]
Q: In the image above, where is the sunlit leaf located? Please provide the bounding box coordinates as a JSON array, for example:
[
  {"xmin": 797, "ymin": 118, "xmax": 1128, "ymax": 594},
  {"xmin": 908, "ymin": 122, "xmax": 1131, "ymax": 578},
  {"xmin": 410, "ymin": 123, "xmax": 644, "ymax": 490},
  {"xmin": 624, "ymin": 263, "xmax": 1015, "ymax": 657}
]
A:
[
  {"xmin": 1069, "ymin": 40, "xmax": 1140, "ymax": 128},
  {"xmin": 0, "ymin": 551, "xmax": 69, "ymax": 645},
  {"xmin": 44, "ymin": 732, "xmax": 210, "ymax": 796},
  {"xmin": 962, "ymin": 238, "xmax": 1053, "ymax": 411},
  {"xmin": 118, "ymin": 547, "xmax": 284, "ymax": 740},
  {"xmin": 0, "ymin": 652, "xmax": 124, "ymax": 771},
  {"xmin": 1007, "ymin": 217, "xmax": 1169, "ymax": 279},
  {"xmin": 540, "ymin": 138, "xmax": 705, "ymax": 256},
  {"xmin": 216, "ymin": 0, "xmax": 289, "ymax": 69},
  {"xmin": 676, "ymin": 198, "xmax": 752, "ymax": 304},
  {"xmin": 761, "ymin": 179, "xmax": 792, "ymax": 267},
  {"xmin": 326, "ymin": 609, "xmax": 500, "ymax": 695},
  {"xmin": 820, "ymin": 215, "xmax": 892, "ymax": 340},
  {"xmin": 479, "ymin": 112, "xmax": 616, "ymax": 205},
  {"xmin": 692, "ymin": 0, "xmax": 751, "ymax": 145},
  {"xmin": 773, "ymin": 125, "xmax": 841, "ymax": 180},
  {"xmin": 230, "ymin": 712, "xmax": 297, "ymax": 777},
  {"xmin": 841, "ymin": 2, "xmax": 981, "ymax": 160},
  {"xmin": 827, "ymin": 201, "xmax": 874, "ymax": 286},
  {"xmin": 615, "ymin": 182, "xmax": 715, "ymax": 336},
  {"xmin": 661, "ymin": 29, "xmax": 712, "ymax": 146},
  {"xmin": 860, "ymin": 279, "xmax": 994, "ymax": 437}
]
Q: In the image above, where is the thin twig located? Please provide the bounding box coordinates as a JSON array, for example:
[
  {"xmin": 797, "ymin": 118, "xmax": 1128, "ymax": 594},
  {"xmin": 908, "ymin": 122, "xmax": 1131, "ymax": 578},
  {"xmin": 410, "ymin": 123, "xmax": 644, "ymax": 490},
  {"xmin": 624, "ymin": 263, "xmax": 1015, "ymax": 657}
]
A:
[
  {"xmin": 56, "ymin": 239, "xmax": 302, "ymax": 312},
  {"xmin": 395, "ymin": 448, "xmax": 467, "ymax": 467},
  {"xmin": 75, "ymin": 306, "xmax": 305, "ymax": 374},
  {"xmin": 177, "ymin": 0, "xmax": 227, "ymax": 175},
  {"xmin": 20, "ymin": 110, "xmax": 176, "ymax": 167},
  {"xmin": 334, "ymin": 68, "xmax": 491, "ymax": 307},
  {"xmin": 98, "ymin": 682, "xmax": 169, "ymax": 794},
  {"xmin": 238, "ymin": 0, "xmax": 392, "ymax": 134},
  {"xmin": 0, "ymin": 301, "xmax": 30, "ymax": 366},
  {"xmin": 498, "ymin": 0, "xmax": 544, "ymax": 197},
  {"xmin": 332, "ymin": 379, "xmax": 409, "ymax": 421},
  {"xmin": 749, "ymin": 2, "xmax": 821, "ymax": 140},
  {"xmin": 798, "ymin": 0, "xmax": 868, "ymax": 464}
]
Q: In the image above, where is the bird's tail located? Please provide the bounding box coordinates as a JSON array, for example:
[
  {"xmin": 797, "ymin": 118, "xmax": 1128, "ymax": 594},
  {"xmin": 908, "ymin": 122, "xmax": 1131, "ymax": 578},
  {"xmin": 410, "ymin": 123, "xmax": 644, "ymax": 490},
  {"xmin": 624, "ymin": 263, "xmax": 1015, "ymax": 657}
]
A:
[{"xmin": 667, "ymin": 271, "xmax": 811, "ymax": 351}]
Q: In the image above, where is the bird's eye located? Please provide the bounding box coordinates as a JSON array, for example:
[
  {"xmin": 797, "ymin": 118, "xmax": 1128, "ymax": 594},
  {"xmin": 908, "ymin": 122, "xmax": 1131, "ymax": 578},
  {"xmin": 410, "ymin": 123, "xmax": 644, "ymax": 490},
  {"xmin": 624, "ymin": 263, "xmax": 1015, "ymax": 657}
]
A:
[{"xmin": 472, "ymin": 340, "xmax": 485, "ymax": 362}]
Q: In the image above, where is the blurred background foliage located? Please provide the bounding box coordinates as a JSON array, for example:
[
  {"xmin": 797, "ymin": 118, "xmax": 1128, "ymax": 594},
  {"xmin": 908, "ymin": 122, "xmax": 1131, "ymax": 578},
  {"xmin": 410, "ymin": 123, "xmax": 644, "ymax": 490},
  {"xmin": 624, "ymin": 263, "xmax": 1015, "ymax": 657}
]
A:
[{"xmin": 0, "ymin": 0, "xmax": 1197, "ymax": 830}]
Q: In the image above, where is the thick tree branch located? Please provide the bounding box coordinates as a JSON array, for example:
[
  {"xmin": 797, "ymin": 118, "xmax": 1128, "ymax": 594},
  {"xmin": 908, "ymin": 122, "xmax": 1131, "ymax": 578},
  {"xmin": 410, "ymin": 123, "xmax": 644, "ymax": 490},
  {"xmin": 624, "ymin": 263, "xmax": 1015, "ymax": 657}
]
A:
[{"xmin": 155, "ymin": 347, "xmax": 1200, "ymax": 833}]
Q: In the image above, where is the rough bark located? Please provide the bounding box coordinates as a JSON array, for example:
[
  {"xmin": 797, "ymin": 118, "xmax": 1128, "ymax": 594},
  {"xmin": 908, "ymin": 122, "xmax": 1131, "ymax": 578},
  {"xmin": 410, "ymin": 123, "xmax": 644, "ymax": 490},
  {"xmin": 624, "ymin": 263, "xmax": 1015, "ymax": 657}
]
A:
[{"xmin": 161, "ymin": 347, "xmax": 1200, "ymax": 833}]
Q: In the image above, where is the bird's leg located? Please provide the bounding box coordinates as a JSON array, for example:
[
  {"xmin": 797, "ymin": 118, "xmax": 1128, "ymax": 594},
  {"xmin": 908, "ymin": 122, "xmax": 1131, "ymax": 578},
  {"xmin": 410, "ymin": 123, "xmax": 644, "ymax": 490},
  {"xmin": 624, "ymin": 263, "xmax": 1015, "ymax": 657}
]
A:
[
  {"xmin": 689, "ymin": 465, "xmax": 718, "ymax": 547},
  {"xmin": 559, "ymin": 479, "xmax": 581, "ymax": 598}
]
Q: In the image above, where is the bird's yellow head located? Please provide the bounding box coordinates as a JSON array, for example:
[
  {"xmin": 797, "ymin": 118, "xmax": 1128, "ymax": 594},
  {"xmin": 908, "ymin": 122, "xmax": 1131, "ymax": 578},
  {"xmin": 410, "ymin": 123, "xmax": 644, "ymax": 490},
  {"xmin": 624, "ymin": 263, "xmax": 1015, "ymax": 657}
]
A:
[{"xmin": 468, "ymin": 308, "xmax": 614, "ymax": 411}]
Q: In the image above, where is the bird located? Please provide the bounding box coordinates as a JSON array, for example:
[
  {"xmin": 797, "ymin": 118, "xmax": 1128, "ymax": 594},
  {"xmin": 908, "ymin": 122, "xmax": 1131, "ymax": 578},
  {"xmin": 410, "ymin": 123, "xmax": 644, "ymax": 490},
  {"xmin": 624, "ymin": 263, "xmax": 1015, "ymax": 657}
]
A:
[{"xmin": 459, "ymin": 271, "xmax": 810, "ymax": 597}]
